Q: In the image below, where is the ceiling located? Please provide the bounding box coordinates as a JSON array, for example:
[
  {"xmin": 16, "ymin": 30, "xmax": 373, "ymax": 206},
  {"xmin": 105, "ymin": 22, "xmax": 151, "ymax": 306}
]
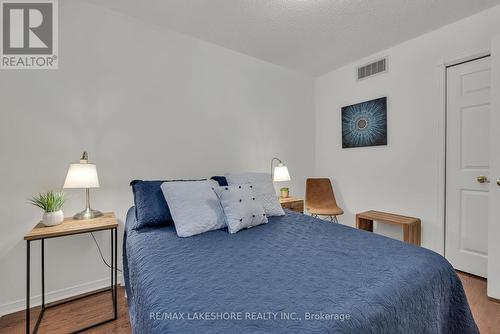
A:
[{"xmin": 86, "ymin": 0, "xmax": 500, "ymax": 75}]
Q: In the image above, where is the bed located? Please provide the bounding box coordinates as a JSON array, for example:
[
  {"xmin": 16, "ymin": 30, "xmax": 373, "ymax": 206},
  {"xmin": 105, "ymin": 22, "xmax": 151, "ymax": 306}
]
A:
[{"xmin": 123, "ymin": 208, "xmax": 478, "ymax": 334}]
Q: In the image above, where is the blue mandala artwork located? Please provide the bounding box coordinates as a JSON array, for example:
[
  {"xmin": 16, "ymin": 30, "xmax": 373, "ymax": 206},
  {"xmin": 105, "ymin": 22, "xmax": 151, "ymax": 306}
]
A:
[{"xmin": 342, "ymin": 97, "xmax": 387, "ymax": 148}]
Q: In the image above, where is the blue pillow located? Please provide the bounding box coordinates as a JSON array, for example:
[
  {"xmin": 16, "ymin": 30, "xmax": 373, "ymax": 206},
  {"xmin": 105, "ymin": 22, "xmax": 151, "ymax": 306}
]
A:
[
  {"xmin": 130, "ymin": 180, "xmax": 172, "ymax": 229},
  {"xmin": 211, "ymin": 176, "xmax": 228, "ymax": 186},
  {"xmin": 130, "ymin": 179, "xmax": 206, "ymax": 230}
]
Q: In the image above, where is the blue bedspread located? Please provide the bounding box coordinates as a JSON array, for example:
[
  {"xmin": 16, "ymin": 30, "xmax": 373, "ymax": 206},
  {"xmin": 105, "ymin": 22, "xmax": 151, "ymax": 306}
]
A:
[{"xmin": 123, "ymin": 208, "xmax": 478, "ymax": 334}]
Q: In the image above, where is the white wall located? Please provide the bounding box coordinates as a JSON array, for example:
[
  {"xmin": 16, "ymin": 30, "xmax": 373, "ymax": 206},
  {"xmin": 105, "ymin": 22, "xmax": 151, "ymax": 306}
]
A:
[
  {"xmin": 315, "ymin": 5, "xmax": 500, "ymax": 257},
  {"xmin": 0, "ymin": 1, "xmax": 314, "ymax": 315}
]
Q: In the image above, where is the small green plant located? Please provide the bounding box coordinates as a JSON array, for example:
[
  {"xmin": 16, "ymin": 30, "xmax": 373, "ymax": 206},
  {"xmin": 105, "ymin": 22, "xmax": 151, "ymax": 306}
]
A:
[
  {"xmin": 29, "ymin": 191, "xmax": 66, "ymax": 213},
  {"xmin": 280, "ymin": 187, "xmax": 289, "ymax": 192}
]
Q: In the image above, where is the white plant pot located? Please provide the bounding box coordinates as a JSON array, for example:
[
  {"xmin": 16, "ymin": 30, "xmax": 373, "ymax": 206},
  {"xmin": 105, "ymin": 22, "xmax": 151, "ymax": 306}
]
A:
[{"xmin": 42, "ymin": 210, "xmax": 64, "ymax": 227}]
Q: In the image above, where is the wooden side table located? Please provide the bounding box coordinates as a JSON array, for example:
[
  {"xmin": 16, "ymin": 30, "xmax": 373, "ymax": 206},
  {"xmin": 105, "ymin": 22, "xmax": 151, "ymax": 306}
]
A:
[
  {"xmin": 355, "ymin": 210, "xmax": 421, "ymax": 246},
  {"xmin": 279, "ymin": 197, "xmax": 304, "ymax": 213},
  {"xmin": 24, "ymin": 212, "xmax": 118, "ymax": 334}
]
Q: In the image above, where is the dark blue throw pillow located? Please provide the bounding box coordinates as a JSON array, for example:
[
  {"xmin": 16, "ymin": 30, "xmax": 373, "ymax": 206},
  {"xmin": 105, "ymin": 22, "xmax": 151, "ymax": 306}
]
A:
[
  {"xmin": 211, "ymin": 176, "xmax": 228, "ymax": 186},
  {"xmin": 130, "ymin": 180, "xmax": 172, "ymax": 229}
]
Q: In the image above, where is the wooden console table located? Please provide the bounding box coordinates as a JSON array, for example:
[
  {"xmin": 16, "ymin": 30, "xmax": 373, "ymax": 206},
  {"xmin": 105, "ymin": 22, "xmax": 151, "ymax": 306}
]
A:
[
  {"xmin": 24, "ymin": 213, "xmax": 118, "ymax": 333},
  {"xmin": 355, "ymin": 210, "xmax": 421, "ymax": 246},
  {"xmin": 279, "ymin": 197, "xmax": 304, "ymax": 213}
]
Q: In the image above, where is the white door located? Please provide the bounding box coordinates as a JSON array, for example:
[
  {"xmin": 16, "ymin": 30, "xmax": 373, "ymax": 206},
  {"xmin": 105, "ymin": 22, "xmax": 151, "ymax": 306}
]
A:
[
  {"xmin": 446, "ymin": 56, "xmax": 491, "ymax": 278},
  {"xmin": 488, "ymin": 37, "xmax": 500, "ymax": 299}
]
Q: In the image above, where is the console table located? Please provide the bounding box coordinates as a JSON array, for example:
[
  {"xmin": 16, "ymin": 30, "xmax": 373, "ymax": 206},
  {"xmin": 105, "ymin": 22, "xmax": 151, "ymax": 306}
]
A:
[
  {"xmin": 24, "ymin": 212, "xmax": 118, "ymax": 333},
  {"xmin": 279, "ymin": 196, "xmax": 304, "ymax": 213},
  {"xmin": 355, "ymin": 210, "xmax": 421, "ymax": 246}
]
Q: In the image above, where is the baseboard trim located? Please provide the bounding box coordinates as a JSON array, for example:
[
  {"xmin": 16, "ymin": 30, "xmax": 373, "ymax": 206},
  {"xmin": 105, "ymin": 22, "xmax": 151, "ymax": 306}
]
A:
[
  {"xmin": 0, "ymin": 274, "xmax": 123, "ymax": 317},
  {"xmin": 488, "ymin": 296, "xmax": 500, "ymax": 304}
]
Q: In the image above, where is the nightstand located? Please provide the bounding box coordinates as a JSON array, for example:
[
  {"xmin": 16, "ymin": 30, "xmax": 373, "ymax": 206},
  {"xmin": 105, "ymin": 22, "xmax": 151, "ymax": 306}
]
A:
[
  {"xmin": 24, "ymin": 212, "xmax": 118, "ymax": 334},
  {"xmin": 279, "ymin": 197, "xmax": 304, "ymax": 213}
]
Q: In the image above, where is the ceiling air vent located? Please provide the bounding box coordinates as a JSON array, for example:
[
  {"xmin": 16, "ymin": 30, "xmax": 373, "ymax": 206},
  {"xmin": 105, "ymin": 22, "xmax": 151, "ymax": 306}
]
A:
[{"xmin": 357, "ymin": 58, "xmax": 387, "ymax": 80}]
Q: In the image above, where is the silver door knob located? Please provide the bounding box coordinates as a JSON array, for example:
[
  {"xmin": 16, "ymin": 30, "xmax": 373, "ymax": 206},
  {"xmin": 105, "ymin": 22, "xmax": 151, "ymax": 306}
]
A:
[{"xmin": 477, "ymin": 176, "xmax": 489, "ymax": 183}]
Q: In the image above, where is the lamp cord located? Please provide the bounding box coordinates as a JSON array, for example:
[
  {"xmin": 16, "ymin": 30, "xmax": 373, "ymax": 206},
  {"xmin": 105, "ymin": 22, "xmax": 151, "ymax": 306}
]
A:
[{"xmin": 90, "ymin": 232, "xmax": 122, "ymax": 273}]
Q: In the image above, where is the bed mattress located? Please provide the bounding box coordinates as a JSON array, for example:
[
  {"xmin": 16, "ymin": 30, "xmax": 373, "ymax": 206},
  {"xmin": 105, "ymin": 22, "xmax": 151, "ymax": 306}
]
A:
[{"xmin": 123, "ymin": 208, "xmax": 478, "ymax": 334}]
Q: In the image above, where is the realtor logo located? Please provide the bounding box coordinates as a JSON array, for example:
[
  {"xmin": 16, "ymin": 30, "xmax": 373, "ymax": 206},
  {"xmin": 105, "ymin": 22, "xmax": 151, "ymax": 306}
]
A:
[{"xmin": 1, "ymin": 0, "xmax": 58, "ymax": 69}]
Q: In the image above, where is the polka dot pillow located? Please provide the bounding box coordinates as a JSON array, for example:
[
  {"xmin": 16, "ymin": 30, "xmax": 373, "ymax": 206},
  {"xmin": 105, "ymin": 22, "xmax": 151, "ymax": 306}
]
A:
[
  {"xmin": 224, "ymin": 172, "xmax": 285, "ymax": 217},
  {"xmin": 213, "ymin": 184, "xmax": 268, "ymax": 234}
]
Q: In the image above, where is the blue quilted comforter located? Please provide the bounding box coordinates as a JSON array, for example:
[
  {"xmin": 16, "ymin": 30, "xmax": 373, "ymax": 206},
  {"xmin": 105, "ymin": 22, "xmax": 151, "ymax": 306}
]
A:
[{"xmin": 123, "ymin": 208, "xmax": 478, "ymax": 334}]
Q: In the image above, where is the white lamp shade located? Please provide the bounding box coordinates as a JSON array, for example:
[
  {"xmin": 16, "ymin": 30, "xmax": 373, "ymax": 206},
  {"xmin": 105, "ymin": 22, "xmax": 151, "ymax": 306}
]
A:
[
  {"xmin": 273, "ymin": 164, "xmax": 291, "ymax": 182},
  {"xmin": 63, "ymin": 163, "xmax": 100, "ymax": 188}
]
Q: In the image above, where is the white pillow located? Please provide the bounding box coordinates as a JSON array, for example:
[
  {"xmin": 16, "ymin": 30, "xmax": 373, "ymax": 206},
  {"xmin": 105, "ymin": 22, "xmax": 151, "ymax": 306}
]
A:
[
  {"xmin": 224, "ymin": 172, "xmax": 285, "ymax": 217},
  {"xmin": 214, "ymin": 184, "xmax": 268, "ymax": 234},
  {"xmin": 160, "ymin": 180, "xmax": 226, "ymax": 237}
]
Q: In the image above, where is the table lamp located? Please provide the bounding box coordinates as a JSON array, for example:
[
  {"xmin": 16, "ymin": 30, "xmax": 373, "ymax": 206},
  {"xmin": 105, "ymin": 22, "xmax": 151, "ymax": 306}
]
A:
[
  {"xmin": 63, "ymin": 151, "xmax": 103, "ymax": 220},
  {"xmin": 271, "ymin": 157, "xmax": 291, "ymax": 198},
  {"xmin": 271, "ymin": 157, "xmax": 291, "ymax": 182}
]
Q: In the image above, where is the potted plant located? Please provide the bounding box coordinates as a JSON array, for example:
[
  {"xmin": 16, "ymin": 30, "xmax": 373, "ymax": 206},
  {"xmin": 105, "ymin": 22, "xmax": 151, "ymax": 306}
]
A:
[
  {"xmin": 29, "ymin": 191, "xmax": 66, "ymax": 226},
  {"xmin": 280, "ymin": 187, "xmax": 289, "ymax": 198}
]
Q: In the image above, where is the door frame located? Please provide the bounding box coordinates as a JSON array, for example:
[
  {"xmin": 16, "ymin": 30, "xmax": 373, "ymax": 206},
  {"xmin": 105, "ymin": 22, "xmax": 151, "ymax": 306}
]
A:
[{"xmin": 438, "ymin": 51, "xmax": 491, "ymax": 257}]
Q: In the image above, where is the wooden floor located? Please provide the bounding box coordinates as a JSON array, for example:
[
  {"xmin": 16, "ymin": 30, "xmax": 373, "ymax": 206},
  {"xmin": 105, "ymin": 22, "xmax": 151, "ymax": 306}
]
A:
[
  {"xmin": 0, "ymin": 272, "xmax": 499, "ymax": 333},
  {"xmin": 0, "ymin": 288, "xmax": 131, "ymax": 334},
  {"xmin": 458, "ymin": 271, "xmax": 500, "ymax": 334}
]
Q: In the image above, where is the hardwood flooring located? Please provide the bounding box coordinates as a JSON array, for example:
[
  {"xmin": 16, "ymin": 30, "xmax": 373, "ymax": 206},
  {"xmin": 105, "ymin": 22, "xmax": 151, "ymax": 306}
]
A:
[
  {"xmin": 458, "ymin": 271, "xmax": 500, "ymax": 334},
  {"xmin": 0, "ymin": 272, "xmax": 498, "ymax": 333},
  {"xmin": 0, "ymin": 288, "xmax": 130, "ymax": 334}
]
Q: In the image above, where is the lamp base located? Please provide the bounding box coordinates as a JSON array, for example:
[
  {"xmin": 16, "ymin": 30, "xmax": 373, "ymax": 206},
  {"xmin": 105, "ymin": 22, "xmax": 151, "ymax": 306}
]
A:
[{"xmin": 73, "ymin": 208, "xmax": 103, "ymax": 220}]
